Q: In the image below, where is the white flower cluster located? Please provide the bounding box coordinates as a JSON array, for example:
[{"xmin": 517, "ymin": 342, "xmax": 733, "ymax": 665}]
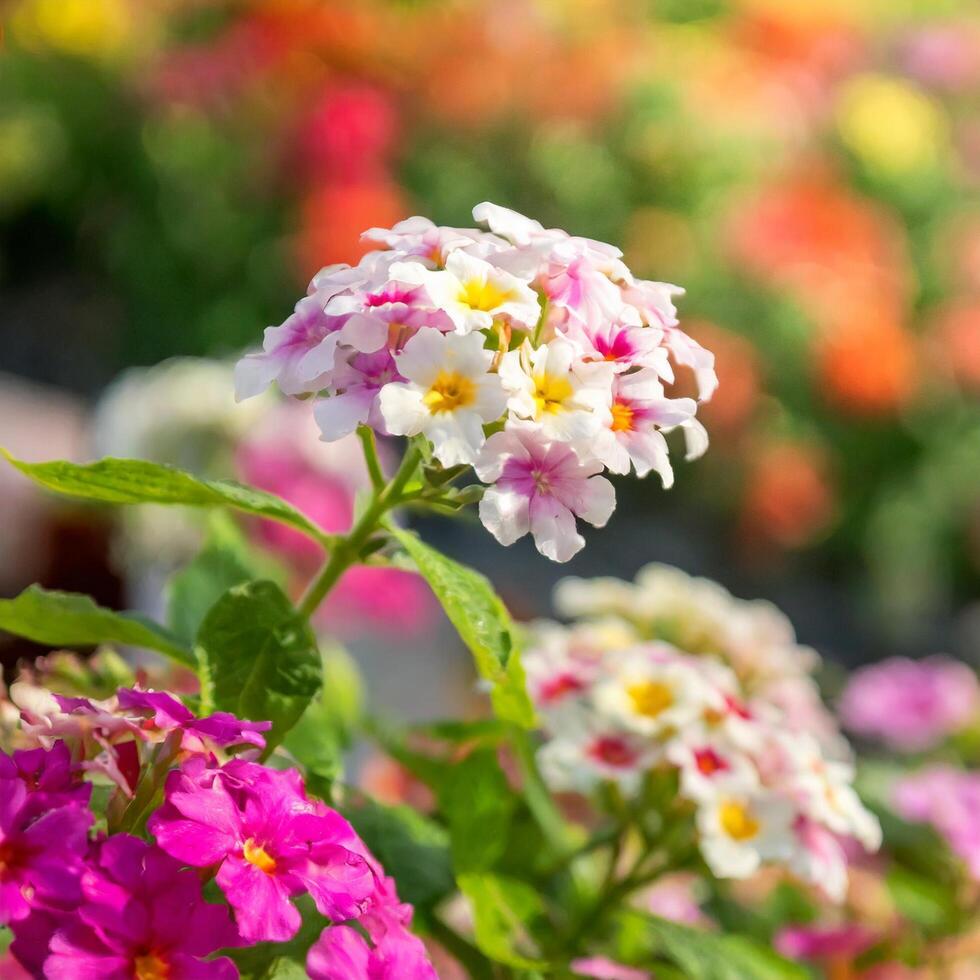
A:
[
  {"xmin": 525, "ymin": 567, "xmax": 880, "ymax": 900},
  {"xmin": 235, "ymin": 204, "xmax": 716, "ymax": 562}
]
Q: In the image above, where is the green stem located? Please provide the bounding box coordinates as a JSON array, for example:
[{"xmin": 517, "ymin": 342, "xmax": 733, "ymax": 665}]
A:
[
  {"xmin": 357, "ymin": 424, "xmax": 386, "ymax": 492},
  {"xmin": 298, "ymin": 445, "xmax": 421, "ymax": 619},
  {"xmin": 511, "ymin": 727, "xmax": 576, "ymax": 858}
]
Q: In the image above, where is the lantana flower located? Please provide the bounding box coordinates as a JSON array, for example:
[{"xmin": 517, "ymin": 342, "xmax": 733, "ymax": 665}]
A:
[
  {"xmin": 523, "ymin": 566, "xmax": 880, "ymax": 900},
  {"xmin": 237, "ymin": 203, "xmax": 717, "ymax": 562}
]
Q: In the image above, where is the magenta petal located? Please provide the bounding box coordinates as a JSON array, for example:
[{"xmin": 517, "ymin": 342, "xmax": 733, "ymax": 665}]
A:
[
  {"xmin": 217, "ymin": 858, "xmax": 300, "ymax": 943},
  {"xmin": 168, "ymin": 952, "xmax": 240, "ymax": 980},
  {"xmin": 306, "ymin": 925, "xmax": 371, "ymax": 980},
  {"xmin": 149, "ymin": 801, "xmax": 236, "ymax": 868}
]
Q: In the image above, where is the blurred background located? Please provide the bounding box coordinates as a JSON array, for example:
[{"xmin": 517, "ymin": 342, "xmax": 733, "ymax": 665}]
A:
[{"xmin": 2, "ymin": 0, "xmax": 980, "ymax": 701}]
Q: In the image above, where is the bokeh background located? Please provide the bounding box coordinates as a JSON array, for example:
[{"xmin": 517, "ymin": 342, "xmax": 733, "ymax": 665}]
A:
[{"xmin": 2, "ymin": 0, "xmax": 980, "ymax": 697}]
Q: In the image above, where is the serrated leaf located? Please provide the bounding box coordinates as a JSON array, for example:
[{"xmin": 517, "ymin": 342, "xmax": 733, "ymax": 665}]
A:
[
  {"xmin": 388, "ymin": 527, "xmax": 534, "ymax": 728},
  {"xmin": 344, "ymin": 798, "xmax": 454, "ymax": 908},
  {"xmin": 195, "ymin": 581, "xmax": 321, "ymax": 749},
  {"xmin": 2, "ymin": 451, "xmax": 328, "ymax": 543},
  {"xmin": 438, "ymin": 749, "xmax": 517, "ymax": 874},
  {"xmin": 0, "ymin": 586, "xmax": 192, "ymax": 665},
  {"xmin": 458, "ymin": 872, "xmax": 547, "ymax": 970}
]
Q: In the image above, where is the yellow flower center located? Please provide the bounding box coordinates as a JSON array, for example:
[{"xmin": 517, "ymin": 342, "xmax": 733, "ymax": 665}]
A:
[
  {"xmin": 133, "ymin": 952, "xmax": 170, "ymax": 980},
  {"xmin": 532, "ymin": 373, "xmax": 574, "ymax": 416},
  {"xmin": 458, "ymin": 278, "xmax": 511, "ymax": 312},
  {"xmin": 243, "ymin": 838, "xmax": 277, "ymax": 875},
  {"xmin": 718, "ymin": 800, "xmax": 760, "ymax": 842},
  {"xmin": 422, "ymin": 370, "xmax": 477, "ymax": 414},
  {"xmin": 627, "ymin": 680, "xmax": 674, "ymax": 718},
  {"xmin": 610, "ymin": 402, "xmax": 635, "ymax": 432}
]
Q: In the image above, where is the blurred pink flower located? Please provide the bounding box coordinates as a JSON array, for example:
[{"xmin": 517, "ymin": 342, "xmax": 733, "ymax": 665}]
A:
[
  {"xmin": 571, "ymin": 957, "xmax": 651, "ymax": 980},
  {"xmin": 839, "ymin": 657, "xmax": 980, "ymax": 751},
  {"xmin": 298, "ymin": 84, "xmax": 398, "ymax": 183},
  {"xmin": 893, "ymin": 766, "xmax": 980, "ymax": 879},
  {"xmin": 640, "ymin": 873, "xmax": 709, "ymax": 928},
  {"xmin": 775, "ymin": 923, "xmax": 876, "ymax": 962}
]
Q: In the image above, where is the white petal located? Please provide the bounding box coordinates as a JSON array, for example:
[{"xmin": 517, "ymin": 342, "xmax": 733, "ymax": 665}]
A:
[
  {"xmin": 313, "ymin": 389, "xmax": 374, "ymax": 441},
  {"xmin": 393, "ymin": 329, "xmax": 447, "ymax": 384},
  {"xmin": 338, "ymin": 313, "xmax": 389, "ymax": 354},
  {"xmin": 234, "ymin": 353, "xmax": 277, "ymax": 401},
  {"xmin": 572, "ymin": 475, "xmax": 616, "ymax": 528},
  {"xmin": 479, "ymin": 486, "xmax": 530, "ymax": 546},
  {"xmin": 423, "ymin": 411, "xmax": 485, "ymax": 467},
  {"xmin": 529, "ymin": 495, "xmax": 584, "ymax": 563},
  {"xmin": 377, "ymin": 383, "xmax": 428, "ymax": 437}
]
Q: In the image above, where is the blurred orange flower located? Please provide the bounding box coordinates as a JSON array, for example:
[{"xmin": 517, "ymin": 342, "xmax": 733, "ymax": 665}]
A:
[
  {"xmin": 815, "ymin": 309, "xmax": 919, "ymax": 418},
  {"xmin": 930, "ymin": 302, "xmax": 980, "ymax": 394},
  {"xmin": 294, "ymin": 179, "xmax": 408, "ymax": 279},
  {"xmin": 727, "ymin": 167, "xmax": 909, "ymax": 323},
  {"xmin": 740, "ymin": 439, "xmax": 836, "ymax": 549}
]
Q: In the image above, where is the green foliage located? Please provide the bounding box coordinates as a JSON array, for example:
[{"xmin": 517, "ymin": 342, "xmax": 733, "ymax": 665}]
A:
[
  {"xmin": 437, "ymin": 748, "xmax": 518, "ymax": 874},
  {"xmin": 389, "ymin": 527, "xmax": 535, "ymax": 728},
  {"xmin": 0, "ymin": 585, "xmax": 192, "ymax": 665},
  {"xmin": 166, "ymin": 513, "xmax": 284, "ymax": 645},
  {"xmin": 458, "ymin": 872, "xmax": 548, "ymax": 970},
  {"xmin": 195, "ymin": 581, "xmax": 322, "ymax": 750},
  {"xmin": 1, "ymin": 451, "xmax": 329, "ymax": 544},
  {"xmin": 623, "ymin": 911, "xmax": 810, "ymax": 980},
  {"xmin": 344, "ymin": 798, "xmax": 455, "ymax": 909}
]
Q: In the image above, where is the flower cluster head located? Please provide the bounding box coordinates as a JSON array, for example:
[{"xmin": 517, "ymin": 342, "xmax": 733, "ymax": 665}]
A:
[
  {"xmin": 1, "ymin": 690, "xmax": 437, "ymax": 979},
  {"xmin": 236, "ymin": 203, "xmax": 717, "ymax": 561},
  {"xmin": 839, "ymin": 656, "xmax": 980, "ymax": 752},
  {"xmin": 525, "ymin": 566, "xmax": 880, "ymax": 900}
]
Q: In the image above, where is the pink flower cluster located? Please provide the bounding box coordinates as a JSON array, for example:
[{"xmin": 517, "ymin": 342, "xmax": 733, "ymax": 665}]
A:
[
  {"xmin": 839, "ymin": 656, "xmax": 980, "ymax": 752},
  {"xmin": 236, "ymin": 203, "xmax": 716, "ymax": 561},
  {"xmin": 893, "ymin": 766, "xmax": 980, "ymax": 879},
  {"xmin": 1, "ymin": 690, "xmax": 436, "ymax": 980}
]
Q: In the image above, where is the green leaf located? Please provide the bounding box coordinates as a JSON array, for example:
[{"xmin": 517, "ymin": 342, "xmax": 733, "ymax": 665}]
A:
[
  {"xmin": 0, "ymin": 586, "xmax": 192, "ymax": 665},
  {"xmin": 388, "ymin": 527, "xmax": 535, "ymax": 728},
  {"xmin": 344, "ymin": 798, "xmax": 454, "ymax": 908},
  {"xmin": 886, "ymin": 865, "xmax": 958, "ymax": 934},
  {"xmin": 1, "ymin": 451, "xmax": 329, "ymax": 544},
  {"xmin": 195, "ymin": 581, "xmax": 322, "ymax": 748},
  {"xmin": 438, "ymin": 749, "xmax": 517, "ymax": 874},
  {"xmin": 627, "ymin": 912, "xmax": 809, "ymax": 980},
  {"xmin": 457, "ymin": 872, "xmax": 547, "ymax": 970},
  {"xmin": 166, "ymin": 514, "xmax": 283, "ymax": 646}
]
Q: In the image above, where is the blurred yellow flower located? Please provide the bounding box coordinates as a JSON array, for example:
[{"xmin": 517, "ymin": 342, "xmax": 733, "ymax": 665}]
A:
[
  {"xmin": 12, "ymin": 0, "xmax": 131, "ymax": 61},
  {"xmin": 836, "ymin": 73, "xmax": 946, "ymax": 177}
]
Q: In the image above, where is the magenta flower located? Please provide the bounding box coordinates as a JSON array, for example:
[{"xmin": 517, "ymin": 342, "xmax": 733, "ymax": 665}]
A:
[
  {"xmin": 0, "ymin": 771, "xmax": 92, "ymax": 924},
  {"xmin": 44, "ymin": 835, "xmax": 239, "ymax": 980},
  {"xmin": 149, "ymin": 758, "xmax": 375, "ymax": 942},
  {"xmin": 475, "ymin": 426, "xmax": 616, "ymax": 563},
  {"xmin": 115, "ymin": 688, "xmax": 270, "ymax": 754},
  {"xmin": 307, "ymin": 922, "xmax": 436, "ymax": 980},
  {"xmin": 839, "ymin": 656, "xmax": 980, "ymax": 751},
  {"xmin": 0, "ymin": 741, "xmax": 90, "ymax": 819}
]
